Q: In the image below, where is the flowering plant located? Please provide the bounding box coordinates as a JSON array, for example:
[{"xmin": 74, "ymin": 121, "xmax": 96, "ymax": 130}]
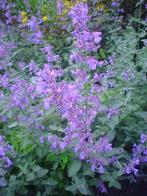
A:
[{"xmin": 0, "ymin": 0, "xmax": 147, "ymax": 195}]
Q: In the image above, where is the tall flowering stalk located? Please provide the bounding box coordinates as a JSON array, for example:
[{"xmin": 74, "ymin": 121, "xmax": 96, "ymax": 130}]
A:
[
  {"xmin": 32, "ymin": 29, "xmax": 113, "ymax": 173},
  {"xmin": 69, "ymin": 3, "xmax": 103, "ymax": 70},
  {"xmin": 0, "ymin": 135, "xmax": 14, "ymax": 187},
  {"xmin": 36, "ymin": 65, "xmax": 113, "ymax": 171}
]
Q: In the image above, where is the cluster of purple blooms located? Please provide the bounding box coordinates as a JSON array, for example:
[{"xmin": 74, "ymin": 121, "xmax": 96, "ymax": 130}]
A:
[
  {"xmin": 0, "ymin": 0, "xmax": 17, "ymax": 25},
  {"xmin": 18, "ymin": 15, "xmax": 43, "ymax": 45},
  {"xmin": 0, "ymin": 2, "xmax": 139, "ymax": 175},
  {"xmin": 0, "ymin": 135, "xmax": 13, "ymax": 187},
  {"xmin": 69, "ymin": 3, "xmax": 103, "ymax": 70},
  {"xmin": 110, "ymin": 0, "xmax": 124, "ymax": 21},
  {"xmin": 26, "ymin": 16, "xmax": 43, "ymax": 44},
  {"xmin": 57, "ymin": 0, "xmax": 64, "ymax": 15},
  {"xmin": 125, "ymin": 134, "xmax": 147, "ymax": 175},
  {"xmin": 0, "ymin": 33, "xmax": 114, "ymax": 173}
]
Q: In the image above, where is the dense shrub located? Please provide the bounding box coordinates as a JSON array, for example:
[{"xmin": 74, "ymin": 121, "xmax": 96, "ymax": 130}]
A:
[{"xmin": 0, "ymin": 0, "xmax": 147, "ymax": 195}]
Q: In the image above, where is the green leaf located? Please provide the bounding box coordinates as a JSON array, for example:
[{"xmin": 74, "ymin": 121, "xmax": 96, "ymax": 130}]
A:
[
  {"xmin": 36, "ymin": 192, "xmax": 41, "ymax": 196},
  {"xmin": 65, "ymin": 184, "xmax": 77, "ymax": 192},
  {"xmin": 49, "ymin": 125, "xmax": 63, "ymax": 132},
  {"xmin": 68, "ymin": 160, "xmax": 81, "ymax": 177},
  {"xmin": 47, "ymin": 178, "xmax": 58, "ymax": 186},
  {"xmin": 78, "ymin": 185, "xmax": 88, "ymax": 195},
  {"xmin": 99, "ymin": 48, "xmax": 106, "ymax": 59},
  {"xmin": 107, "ymin": 130, "xmax": 116, "ymax": 142},
  {"xmin": 37, "ymin": 169, "xmax": 48, "ymax": 178},
  {"xmin": 26, "ymin": 172, "xmax": 35, "ymax": 182},
  {"xmin": 108, "ymin": 116, "xmax": 119, "ymax": 130},
  {"xmin": 32, "ymin": 165, "xmax": 41, "ymax": 172},
  {"xmin": 137, "ymin": 112, "xmax": 147, "ymax": 122},
  {"xmin": 60, "ymin": 153, "xmax": 68, "ymax": 164},
  {"xmin": 8, "ymin": 122, "xmax": 18, "ymax": 128},
  {"xmin": 75, "ymin": 176, "xmax": 88, "ymax": 195},
  {"xmin": 109, "ymin": 180, "xmax": 121, "ymax": 190}
]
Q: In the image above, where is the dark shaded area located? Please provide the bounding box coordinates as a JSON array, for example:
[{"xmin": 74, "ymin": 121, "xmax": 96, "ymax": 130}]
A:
[{"xmin": 96, "ymin": 180, "xmax": 147, "ymax": 196}]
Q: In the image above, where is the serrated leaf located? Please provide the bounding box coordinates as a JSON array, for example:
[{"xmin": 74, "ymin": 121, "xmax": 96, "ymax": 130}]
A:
[{"xmin": 68, "ymin": 160, "xmax": 81, "ymax": 177}]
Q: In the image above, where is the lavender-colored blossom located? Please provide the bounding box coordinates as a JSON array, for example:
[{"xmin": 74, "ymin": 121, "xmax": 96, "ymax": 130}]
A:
[
  {"xmin": 29, "ymin": 60, "xmax": 38, "ymax": 73},
  {"xmin": 9, "ymin": 77, "xmax": 35, "ymax": 110},
  {"xmin": 18, "ymin": 62, "xmax": 25, "ymax": 69},
  {"xmin": 87, "ymin": 57, "xmax": 98, "ymax": 70},
  {"xmin": 69, "ymin": 2, "xmax": 102, "ymax": 70},
  {"xmin": 111, "ymin": 1, "xmax": 120, "ymax": 7},
  {"xmin": 57, "ymin": 0, "xmax": 64, "ymax": 15},
  {"xmin": 125, "ymin": 135, "xmax": 147, "ymax": 175},
  {"xmin": 0, "ymin": 74, "xmax": 9, "ymax": 88},
  {"xmin": 40, "ymin": 136, "xmax": 45, "ymax": 144},
  {"xmin": 122, "ymin": 69, "xmax": 135, "ymax": 80},
  {"xmin": 69, "ymin": 3, "xmax": 89, "ymax": 31},
  {"xmin": 99, "ymin": 183, "xmax": 107, "ymax": 193},
  {"xmin": 107, "ymin": 107, "xmax": 120, "ymax": 119},
  {"xmin": 27, "ymin": 16, "xmax": 39, "ymax": 30},
  {"xmin": 0, "ymin": 147, "xmax": 5, "ymax": 156},
  {"xmin": 117, "ymin": 8, "xmax": 124, "ymax": 14},
  {"xmin": 41, "ymin": 45, "xmax": 59, "ymax": 63},
  {"xmin": 0, "ymin": 135, "xmax": 14, "ymax": 187},
  {"xmin": 141, "ymin": 134, "xmax": 147, "ymax": 144}
]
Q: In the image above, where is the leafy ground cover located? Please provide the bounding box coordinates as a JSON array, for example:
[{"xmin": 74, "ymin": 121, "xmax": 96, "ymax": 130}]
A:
[{"xmin": 0, "ymin": 0, "xmax": 147, "ymax": 195}]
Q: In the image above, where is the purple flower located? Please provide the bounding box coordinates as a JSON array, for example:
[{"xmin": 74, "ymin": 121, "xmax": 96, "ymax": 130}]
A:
[
  {"xmin": 69, "ymin": 2, "xmax": 102, "ymax": 70},
  {"xmin": 99, "ymin": 183, "xmax": 107, "ymax": 193},
  {"xmin": 107, "ymin": 107, "xmax": 120, "ymax": 119},
  {"xmin": 57, "ymin": 0, "xmax": 64, "ymax": 15},
  {"xmin": 40, "ymin": 136, "xmax": 45, "ymax": 144},
  {"xmin": 141, "ymin": 134, "xmax": 147, "ymax": 144},
  {"xmin": 41, "ymin": 45, "xmax": 59, "ymax": 63},
  {"xmin": 0, "ymin": 74, "xmax": 9, "ymax": 88},
  {"xmin": 87, "ymin": 57, "xmax": 98, "ymax": 70},
  {"xmin": 111, "ymin": 1, "xmax": 120, "ymax": 7},
  {"xmin": 27, "ymin": 16, "xmax": 38, "ymax": 30},
  {"xmin": 4, "ymin": 157, "xmax": 13, "ymax": 168},
  {"xmin": 117, "ymin": 8, "xmax": 124, "ymax": 14},
  {"xmin": 60, "ymin": 141, "xmax": 68, "ymax": 150},
  {"xmin": 122, "ymin": 69, "xmax": 135, "ymax": 80},
  {"xmin": 29, "ymin": 60, "xmax": 38, "ymax": 73},
  {"xmin": 0, "ymin": 147, "xmax": 5, "ymax": 156},
  {"xmin": 93, "ymin": 32, "xmax": 102, "ymax": 44},
  {"xmin": 0, "ymin": 135, "xmax": 14, "ymax": 187}
]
